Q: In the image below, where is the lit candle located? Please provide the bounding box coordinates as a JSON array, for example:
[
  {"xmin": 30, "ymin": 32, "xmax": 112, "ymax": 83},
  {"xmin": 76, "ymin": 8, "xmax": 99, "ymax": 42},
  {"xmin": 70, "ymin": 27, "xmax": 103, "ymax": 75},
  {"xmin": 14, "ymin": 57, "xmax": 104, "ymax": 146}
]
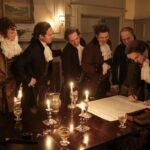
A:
[
  {"xmin": 46, "ymin": 135, "xmax": 52, "ymax": 149},
  {"xmin": 14, "ymin": 97, "xmax": 17, "ymax": 104},
  {"xmin": 81, "ymin": 102, "xmax": 85, "ymax": 114},
  {"xmin": 85, "ymin": 90, "xmax": 89, "ymax": 102},
  {"xmin": 70, "ymin": 82, "xmax": 74, "ymax": 93},
  {"xmin": 69, "ymin": 123, "xmax": 74, "ymax": 133},
  {"xmin": 18, "ymin": 89, "xmax": 22, "ymax": 99},
  {"xmin": 83, "ymin": 134, "xmax": 89, "ymax": 145},
  {"xmin": 79, "ymin": 146, "xmax": 84, "ymax": 150},
  {"xmin": 46, "ymin": 99, "xmax": 50, "ymax": 110}
]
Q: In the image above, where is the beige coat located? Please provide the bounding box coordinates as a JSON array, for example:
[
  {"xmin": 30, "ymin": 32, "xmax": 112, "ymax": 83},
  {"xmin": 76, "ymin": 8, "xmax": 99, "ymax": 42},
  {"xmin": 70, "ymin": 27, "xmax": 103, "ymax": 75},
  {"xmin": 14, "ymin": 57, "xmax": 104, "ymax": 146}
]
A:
[{"xmin": 0, "ymin": 49, "xmax": 17, "ymax": 112}]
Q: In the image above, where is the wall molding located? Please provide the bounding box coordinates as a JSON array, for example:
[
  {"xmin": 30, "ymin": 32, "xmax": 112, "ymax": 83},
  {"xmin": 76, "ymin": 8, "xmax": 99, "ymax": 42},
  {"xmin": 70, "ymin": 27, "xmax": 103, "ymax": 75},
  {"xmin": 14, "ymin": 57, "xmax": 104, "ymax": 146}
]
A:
[{"xmin": 70, "ymin": 4, "xmax": 125, "ymax": 31}]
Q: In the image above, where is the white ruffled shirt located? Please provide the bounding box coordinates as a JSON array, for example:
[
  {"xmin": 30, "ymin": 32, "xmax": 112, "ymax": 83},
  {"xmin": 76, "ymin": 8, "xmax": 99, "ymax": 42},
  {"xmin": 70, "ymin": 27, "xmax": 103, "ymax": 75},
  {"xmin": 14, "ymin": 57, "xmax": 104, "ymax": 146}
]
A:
[
  {"xmin": 40, "ymin": 41, "xmax": 53, "ymax": 62},
  {"xmin": 0, "ymin": 35, "xmax": 22, "ymax": 59},
  {"xmin": 76, "ymin": 44, "xmax": 84, "ymax": 65},
  {"xmin": 100, "ymin": 43, "xmax": 112, "ymax": 61},
  {"xmin": 141, "ymin": 58, "xmax": 150, "ymax": 83},
  {"xmin": 100, "ymin": 43, "xmax": 112, "ymax": 75}
]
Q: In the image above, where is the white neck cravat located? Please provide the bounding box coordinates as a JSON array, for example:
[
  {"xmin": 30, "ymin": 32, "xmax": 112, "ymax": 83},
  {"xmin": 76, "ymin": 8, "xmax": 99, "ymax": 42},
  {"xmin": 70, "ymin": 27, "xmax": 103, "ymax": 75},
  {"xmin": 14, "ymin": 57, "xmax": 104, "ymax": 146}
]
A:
[
  {"xmin": 41, "ymin": 41, "xmax": 53, "ymax": 62},
  {"xmin": 0, "ymin": 35, "xmax": 22, "ymax": 59},
  {"xmin": 77, "ymin": 44, "xmax": 84, "ymax": 65},
  {"xmin": 99, "ymin": 43, "xmax": 112, "ymax": 75},
  {"xmin": 141, "ymin": 58, "xmax": 150, "ymax": 83},
  {"xmin": 100, "ymin": 43, "xmax": 112, "ymax": 61}
]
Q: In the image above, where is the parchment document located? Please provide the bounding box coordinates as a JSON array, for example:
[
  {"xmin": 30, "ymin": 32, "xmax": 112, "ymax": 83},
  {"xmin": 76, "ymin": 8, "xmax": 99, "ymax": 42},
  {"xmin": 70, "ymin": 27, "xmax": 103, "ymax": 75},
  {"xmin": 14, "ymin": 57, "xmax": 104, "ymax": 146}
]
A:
[{"xmin": 88, "ymin": 95, "xmax": 149, "ymax": 121}]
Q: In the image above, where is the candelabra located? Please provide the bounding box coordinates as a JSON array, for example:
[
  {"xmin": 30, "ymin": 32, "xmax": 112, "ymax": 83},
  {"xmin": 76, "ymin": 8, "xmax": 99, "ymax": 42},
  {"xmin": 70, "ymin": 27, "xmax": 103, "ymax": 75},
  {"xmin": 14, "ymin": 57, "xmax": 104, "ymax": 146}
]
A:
[
  {"xmin": 42, "ymin": 107, "xmax": 57, "ymax": 135},
  {"xmin": 43, "ymin": 107, "xmax": 57, "ymax": 126},
  {"xmin": 68, "ymin": 90, "xmax": 78, "ymax": 109},
  {"xmin": 83, "ymin": 100, "xmax": 92, "ymax": 119},
  {"xmin": 75, "ymin": 114, "xmax": 90, "ymax": 133},
  {"xmin": 75, "ymin": 102, "xmax": 90, "ymax": 132}
]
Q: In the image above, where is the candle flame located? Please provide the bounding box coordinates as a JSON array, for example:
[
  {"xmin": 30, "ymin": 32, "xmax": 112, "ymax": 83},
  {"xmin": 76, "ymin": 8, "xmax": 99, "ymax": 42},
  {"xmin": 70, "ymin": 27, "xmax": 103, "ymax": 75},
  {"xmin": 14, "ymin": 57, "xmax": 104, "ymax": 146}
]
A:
[
  {"xmin": 18, "ymin": 89, "xmax": 22, "ymax": 99},
  {"xmin": 70, "ymin": 81, "xmax": 74, "ymax": 92},
  {"xmin": 69, "ymin": 123, "xmax": 74, "ymax": 133},
  {"xmin": 46, "ymin": 135, "xmax": 52, "ymax": 148},
  {"xmin": 14, "ymin": 97, "xmax": 17, "ymax": 103},
  {"xmin": 83, "ymin": 134, "xmax": 89, "ymax": 145},
  {"xmin": 46, "ymin": 99, "xmax": 50, "ymax": 109},
  {"xmin": 79, "ymin": 146, "xmax": 84, "ymax": 150},
  {"xmin": 85, "ymin": 90, "xmax": 89, "ymax": 101},
  {"xmin": 81, "ymin": 102, "xmax": 85, "ymax": 111}
]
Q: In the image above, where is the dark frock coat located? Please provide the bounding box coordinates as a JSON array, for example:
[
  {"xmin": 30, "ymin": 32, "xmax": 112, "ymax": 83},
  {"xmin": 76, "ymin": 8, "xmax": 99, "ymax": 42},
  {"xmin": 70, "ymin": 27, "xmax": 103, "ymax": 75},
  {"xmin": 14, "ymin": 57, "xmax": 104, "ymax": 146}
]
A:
[
  {"xmin": 82, "ymin": 37, "xmax": 112, "ymax": 99},
  {"xmin": 61, "ymin": 38, "xmax": 86, "ymax": 102},
  {"xmin": 13, "ymin": 39, "xmax": 52, "ymax": 109},
  {"xmin": 112, "ymin": 43, "xmax": 145, "ymax": 100}
]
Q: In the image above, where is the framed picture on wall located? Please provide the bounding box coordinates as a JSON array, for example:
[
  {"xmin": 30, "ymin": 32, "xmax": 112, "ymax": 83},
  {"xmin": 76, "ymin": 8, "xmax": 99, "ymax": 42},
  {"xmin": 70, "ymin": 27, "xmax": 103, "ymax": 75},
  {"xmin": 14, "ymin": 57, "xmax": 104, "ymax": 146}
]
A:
[{"xmin": 1, "ymin": 0, "xmax": 34, "ymax": 23}]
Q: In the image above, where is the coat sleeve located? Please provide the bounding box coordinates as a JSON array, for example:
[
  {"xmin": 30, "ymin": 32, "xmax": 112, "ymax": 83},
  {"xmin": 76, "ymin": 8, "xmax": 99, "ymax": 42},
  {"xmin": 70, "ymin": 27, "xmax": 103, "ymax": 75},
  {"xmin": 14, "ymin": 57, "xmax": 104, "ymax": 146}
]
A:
[
  {"xmin": 0, "ymin": 53, "xmax": 6, "ymax": 84},
  {"xmin": 61, "ymin": 47, "xmax": 74, "ymax": 80},
  {"xmin": 82, "ymin": 45, "xmax": 100, "ymax": 77},
  {"xmin": 112, "ymin": 47, "xmax": 120, "ymax": 85},
  {"xmin": 13, "ymin": 48, "xmax": 33, "ymax": 84},
  {"xmin": 125, "ymin": 60, "xmax": 145, "ymax": 98},
  {"xmin": 47, "ymin": 61, "xmax": 53, "ymax": 81}
]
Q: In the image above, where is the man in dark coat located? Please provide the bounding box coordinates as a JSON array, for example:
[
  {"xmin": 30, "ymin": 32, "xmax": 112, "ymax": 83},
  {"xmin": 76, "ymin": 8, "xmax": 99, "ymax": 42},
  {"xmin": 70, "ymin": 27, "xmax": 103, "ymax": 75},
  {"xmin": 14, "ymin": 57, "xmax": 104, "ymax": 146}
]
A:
[
  {"xmin": 61, "ymin": 27, "xmax": 86, "ymax": 103},
  {"xmin": 112, "ymin": 27, "xmax": 145, "ymax": 101},
  {"xmin": 82, "ymin": 24, "xmax": 112, "ymax": 99},
  {"xmin": 14, "ymin": 22, "xmax": 54, "ymax": 113},
  {"xmin": 126, "ymin": 40, "xmax": 150, "ymax": 106}
]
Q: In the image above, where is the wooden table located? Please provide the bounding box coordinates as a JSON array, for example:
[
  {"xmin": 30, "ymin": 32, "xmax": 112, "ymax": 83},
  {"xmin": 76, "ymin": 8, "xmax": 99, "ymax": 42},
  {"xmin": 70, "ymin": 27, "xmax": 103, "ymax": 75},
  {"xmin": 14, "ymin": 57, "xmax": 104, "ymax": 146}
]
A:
[{"xmin": 0, "ymin": 103, "xmax": 149, "ymax": 150}]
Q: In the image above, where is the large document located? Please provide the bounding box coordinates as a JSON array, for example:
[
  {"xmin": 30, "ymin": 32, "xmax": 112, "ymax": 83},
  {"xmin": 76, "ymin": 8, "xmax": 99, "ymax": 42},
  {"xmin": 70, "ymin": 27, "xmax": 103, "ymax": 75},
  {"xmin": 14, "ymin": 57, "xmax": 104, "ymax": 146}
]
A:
[{"xmin": 88, "ymin": 95, "xmax": 150, "ymax": 121}]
